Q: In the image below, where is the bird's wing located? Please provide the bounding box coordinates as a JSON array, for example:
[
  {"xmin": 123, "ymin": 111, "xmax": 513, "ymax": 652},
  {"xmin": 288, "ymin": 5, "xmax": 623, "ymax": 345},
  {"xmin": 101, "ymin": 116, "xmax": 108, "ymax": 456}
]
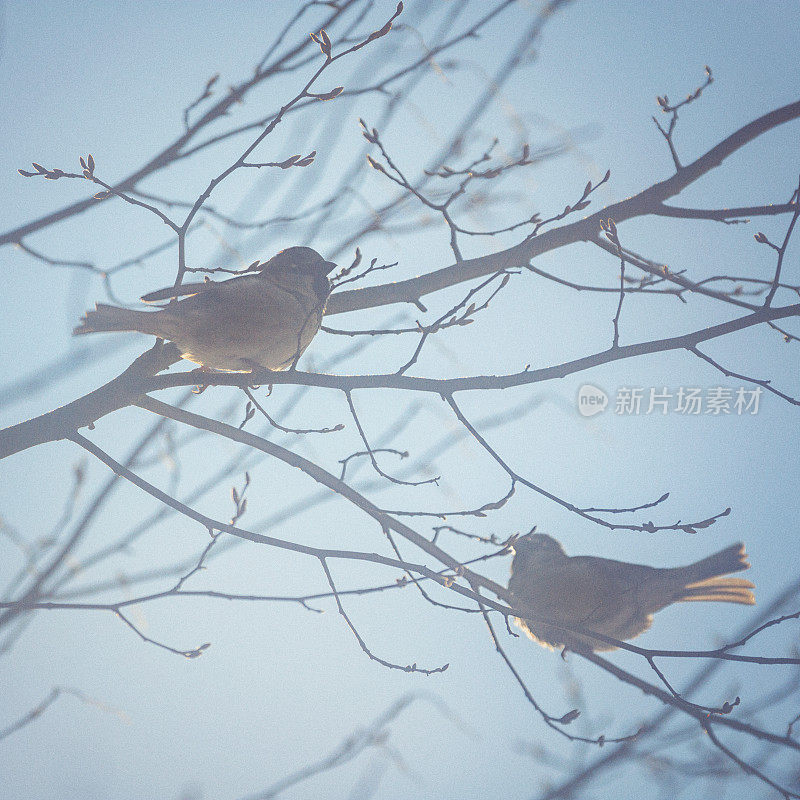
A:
[
  {"xmin": 140, "ymin": 269, "xmax": 268, "ymax": 303},
  {"xmin": 568, "ymin": 556, "xmax": 666, "ymax": 644},
  {"xmin": 149, "ymin": 274, "xmax": 228, "ymax": 314},
  {"xmin": 545, "ymin": 559, "xmax": 627, "ymax": 620},
  {"xmin": 515, "ymin": 556, "xmax": 660, "ymax": 642},
  {"xmin": 569, "ymin": 556, "xmax": 663, "ymax": 612},
  {"xmin": 158, "ymin": 274, "xmax": 300, "ymax": 334},
  {"xmin": 140, "ymin": 281, "xmax": 218, "ymax": 303}
]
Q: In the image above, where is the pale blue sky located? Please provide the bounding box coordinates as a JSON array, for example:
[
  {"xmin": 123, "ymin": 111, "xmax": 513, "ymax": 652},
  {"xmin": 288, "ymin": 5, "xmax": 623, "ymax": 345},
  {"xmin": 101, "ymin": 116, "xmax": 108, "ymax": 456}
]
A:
[{"xmin": 1, "ymin": 2, "xmax": 799, "ymax": 798}]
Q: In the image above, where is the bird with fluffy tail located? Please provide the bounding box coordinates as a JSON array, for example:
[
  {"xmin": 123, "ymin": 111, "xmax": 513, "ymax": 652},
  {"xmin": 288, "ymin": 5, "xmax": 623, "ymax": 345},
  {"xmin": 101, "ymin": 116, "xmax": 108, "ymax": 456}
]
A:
[{"xmin": 508, "ymin": 533, "xmax": 755, "ymax": 652}]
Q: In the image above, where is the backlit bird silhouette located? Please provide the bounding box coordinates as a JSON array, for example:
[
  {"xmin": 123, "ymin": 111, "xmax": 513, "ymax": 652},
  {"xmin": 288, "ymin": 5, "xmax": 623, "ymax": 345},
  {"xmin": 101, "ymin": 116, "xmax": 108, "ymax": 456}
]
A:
[
  {"xmin": 508, "ymin": 533, "xmax": 754, "ymax": 652},
  {"xmin": 74, "ymin": 246, "xmax": 336, "ymax": 372}
]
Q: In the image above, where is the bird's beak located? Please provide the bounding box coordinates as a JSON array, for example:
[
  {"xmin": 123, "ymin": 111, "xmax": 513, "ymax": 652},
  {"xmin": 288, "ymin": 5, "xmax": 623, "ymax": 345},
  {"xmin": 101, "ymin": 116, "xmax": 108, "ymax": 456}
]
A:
[{"xmin": 323, "ymin": 260, "xmax": 337, "ymax": 274}]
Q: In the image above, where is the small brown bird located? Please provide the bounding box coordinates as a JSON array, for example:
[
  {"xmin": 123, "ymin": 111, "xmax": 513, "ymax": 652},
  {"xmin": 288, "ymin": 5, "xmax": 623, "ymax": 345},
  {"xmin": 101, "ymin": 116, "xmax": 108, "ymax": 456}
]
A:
[
  {"xmin": 508, "ymin": 533, "xmax": 755, "ymax": 652},
  {"xmin": 74, "ymin": 246, "xmax": 337, "ymax": 371}
]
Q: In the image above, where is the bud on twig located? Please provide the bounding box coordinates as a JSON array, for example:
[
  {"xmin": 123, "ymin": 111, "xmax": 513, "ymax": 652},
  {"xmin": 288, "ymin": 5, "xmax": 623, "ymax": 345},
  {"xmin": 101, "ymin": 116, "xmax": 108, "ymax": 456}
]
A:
[
  {"xmin": 310, "ymin": 29, "xmax": 332, "ymax": 58},
  {"xmin": 310, "ymin": 86, "xmax": 343, "ymax": 101},
  {"xmin": 365, "ymin": 2, "xmax": 404, "ymax": 44},
  {"xmin": 366, "ymin": 155, "xmax": 386, "ymax": 174}
]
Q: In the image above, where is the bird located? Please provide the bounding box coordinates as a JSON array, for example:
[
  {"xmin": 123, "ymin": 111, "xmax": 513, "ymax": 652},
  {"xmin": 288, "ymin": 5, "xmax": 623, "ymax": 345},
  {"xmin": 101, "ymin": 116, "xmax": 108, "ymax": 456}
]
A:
[
  {"xmin": 74, "ymin": 246, "xmax": 337, "ymax": 372},
  {"xmin": 508, "ymin": 533, "xmax": 755, "ymax": 652}
]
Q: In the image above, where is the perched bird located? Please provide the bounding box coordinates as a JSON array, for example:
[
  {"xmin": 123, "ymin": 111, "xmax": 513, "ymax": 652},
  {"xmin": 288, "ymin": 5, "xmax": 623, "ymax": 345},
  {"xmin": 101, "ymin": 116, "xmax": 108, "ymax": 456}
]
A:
[
  {"xmin": 508, "ymin": 533, "xmax": 755, "ymax": 652},
  {"xmin": 74, "ymin": 246, "xmax": 337, "ymax": 371}
]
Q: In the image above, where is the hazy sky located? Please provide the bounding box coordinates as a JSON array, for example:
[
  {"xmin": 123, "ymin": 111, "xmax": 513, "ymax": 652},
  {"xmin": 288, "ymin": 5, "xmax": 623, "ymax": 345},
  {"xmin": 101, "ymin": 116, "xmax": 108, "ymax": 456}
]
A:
[{"xmin": 1, "ymin": 2, "xmax": 798, "ymax": 798}]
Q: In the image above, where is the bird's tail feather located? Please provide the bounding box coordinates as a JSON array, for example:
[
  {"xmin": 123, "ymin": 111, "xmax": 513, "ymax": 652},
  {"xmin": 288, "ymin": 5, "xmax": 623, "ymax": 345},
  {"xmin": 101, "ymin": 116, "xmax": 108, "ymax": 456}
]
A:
[
  {"xmin": 690, "ymin": 542, "xmax": 750, "ymax": 582},
  {"xmin": 73, "ymin": 303, "xmax": 160, "ymax": 336},
  {"xmin": 680, "ymin": 576, "xmax": 755, "ymax": 605}
]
